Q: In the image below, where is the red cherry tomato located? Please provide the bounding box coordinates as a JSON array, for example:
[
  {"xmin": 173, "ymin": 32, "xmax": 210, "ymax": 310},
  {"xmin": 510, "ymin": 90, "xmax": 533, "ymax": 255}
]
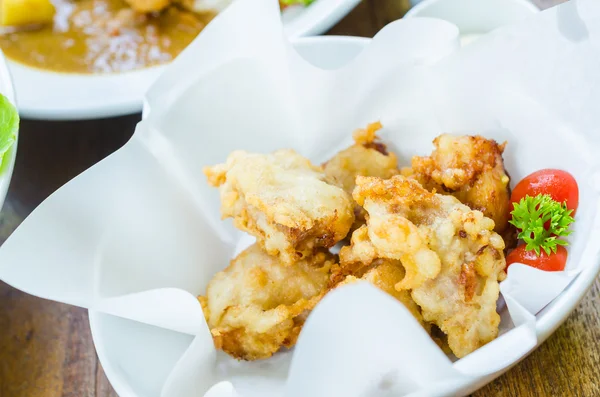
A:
[
  {"xmin": 506, "ymin": 244, "xmax": 568, "ymax": 272},
  {"xmin": 511, "ymin": 169, "xmax": 579, "ymax": 215}
]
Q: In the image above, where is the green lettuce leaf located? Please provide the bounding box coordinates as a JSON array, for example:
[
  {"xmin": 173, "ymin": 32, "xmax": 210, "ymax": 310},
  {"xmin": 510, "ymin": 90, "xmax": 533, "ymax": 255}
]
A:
[
  {"xmin": 281, "ymin": 0, "xmax": 315, "ymax": 6},
  {"xmin": 0, "ymin": 93, "xmax": 18, "ymax": 172}
]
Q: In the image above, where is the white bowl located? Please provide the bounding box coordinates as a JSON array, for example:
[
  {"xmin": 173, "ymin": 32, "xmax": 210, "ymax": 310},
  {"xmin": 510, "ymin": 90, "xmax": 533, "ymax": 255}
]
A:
[
  {"xmin": 405, "ymin": 0, "xmax": 539, "ymax": 46},
  {"xmin": 89, "ymin": 35, "xmax": 600, "ymax": 397},
  {"xmin": 11, "ymin": 0, "xmax": 361, "ymax": 121},
  {"xmin": 0, "ymin": 50, "xmax": 18, "ymax": 210},
  {"xmin": 92, "ymin": 36, "xmax": 370, "ymax": 397}
]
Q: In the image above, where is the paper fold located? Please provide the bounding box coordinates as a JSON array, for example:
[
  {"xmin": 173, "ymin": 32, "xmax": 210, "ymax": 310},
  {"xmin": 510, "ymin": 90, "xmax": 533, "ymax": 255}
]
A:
[
  {"xmin": 1, "ymin": 0, "xmax": 600, "ymax": 396},
  {"xmin": 285, "ymin": 284, "xmax": 463, "ymax": 397}
]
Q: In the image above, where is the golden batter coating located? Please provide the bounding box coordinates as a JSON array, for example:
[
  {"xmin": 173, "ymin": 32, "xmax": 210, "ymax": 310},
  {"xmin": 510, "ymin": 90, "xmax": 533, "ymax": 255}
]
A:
[
  {"xmin": 336, "ymin": 258, "xmax": 430, "ymax": 332},
  {"xmin": 402, "ymin": 134, "xmax": 511, "ymax": 236},
  {"xmin": 337, "ymin": 175, "xmax": 506, "ymax": 358},
  {"xmin": 200, "ymin": 244, "xmax": 335, "ymax": 361},
  {"xmin": 324, "ymin": 122, "xmax": 399, "ymax": 233},
  {"xmin": 204, "ymin": 149, "xmax": 354, "ymax": 265}
]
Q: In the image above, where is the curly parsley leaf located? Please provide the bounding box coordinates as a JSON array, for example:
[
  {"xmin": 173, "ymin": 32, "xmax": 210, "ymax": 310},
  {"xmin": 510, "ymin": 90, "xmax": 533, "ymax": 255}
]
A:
[{"xmin": 509, "ymin": 194, "xmax": 574, "ymax": 256}]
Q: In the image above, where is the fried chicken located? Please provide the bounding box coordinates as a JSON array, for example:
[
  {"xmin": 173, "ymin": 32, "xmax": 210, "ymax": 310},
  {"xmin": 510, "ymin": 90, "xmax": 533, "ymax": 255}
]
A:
[
  {"xmin": 336, "ymin": 258, "xmax": 429, "ymax": 331},
  {"xmin": 199, "ymin": 244, "xmax": 335, "ymax": 360},
  {"xmin": 333, "ymin": 178, "xmax": 443, "ymax": 291},
  {"xmin": 204, "ymin": 150, "xmax": 354, "ymax": 265},
  {"xmin": 338, "ymin": 175, "xmax": 507, "ymax": 358},
  {"xmin": 323, "ymin": 122, "xmax": 399, "ymax": 232},
  {"xmin": 402, "ymin": 134, "xmax": 512, "ymax": 237}
]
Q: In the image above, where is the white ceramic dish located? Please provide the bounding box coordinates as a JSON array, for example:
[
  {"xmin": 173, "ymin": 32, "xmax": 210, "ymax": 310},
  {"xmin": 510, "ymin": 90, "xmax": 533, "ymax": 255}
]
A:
[
  {"xmin": 404, "ymin": 0, "xmax": 539, "ymax": 46},
  {"xmin": 10, "ymin": 0, "xmax": 360, "ymax": 121},
  {"xmin": 0, "ymin": 50, "xmax": 18, "ymax": 210},
  {"xmin": 87, "ymin": 35, "xmax": 600, "ymax": 397},
  {"xmin": 92, "ymin": 37, "xmax": 370, "ymax": 397}
]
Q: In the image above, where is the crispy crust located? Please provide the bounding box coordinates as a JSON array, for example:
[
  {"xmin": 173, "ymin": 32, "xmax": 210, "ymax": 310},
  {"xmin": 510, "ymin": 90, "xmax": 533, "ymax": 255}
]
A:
[
  {"xmin": 334, "ymin": 258, "xmax": 431, "ymax": 332},
  {"xmin": 336, "ymin": 175, "xmax": 507, "ymax": 358},
  {"xmin": 323, "ymin": 122, "xmax": 399, "ymax": 234},
  {"xmin": 199, "ymin": 244, "xmax": 335, "ymax": 360},
  {"xmin": 204, "ymin": 149, "xmax": 354, "ymax": 265},
  {"xmin": 402, "ymin": 134, "xmax": 512, "ymax": 236}
]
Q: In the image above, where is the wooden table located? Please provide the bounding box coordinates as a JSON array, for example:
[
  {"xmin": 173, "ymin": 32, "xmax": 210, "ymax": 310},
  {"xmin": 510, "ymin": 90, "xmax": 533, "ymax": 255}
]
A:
[{"xmin": 2, "ymin": 0, "xmax": 597, "ymax": 396}]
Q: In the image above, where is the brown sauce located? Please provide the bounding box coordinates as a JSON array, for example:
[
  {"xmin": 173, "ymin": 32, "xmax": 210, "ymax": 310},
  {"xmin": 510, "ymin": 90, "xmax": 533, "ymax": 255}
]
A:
[{"xmin": 0, "ymin": 0, "xmax": 214, "ymax": 74}]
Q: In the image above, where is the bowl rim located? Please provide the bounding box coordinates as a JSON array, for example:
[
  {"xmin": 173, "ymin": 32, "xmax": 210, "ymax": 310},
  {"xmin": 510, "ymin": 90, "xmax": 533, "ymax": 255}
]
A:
[
  {"xmin": 404, "ymin": 0, "xmax": 540, "ymax": 19},
  {"xmin": 90, "ymin": 34, "xmax": 600, "ymax": 397}
]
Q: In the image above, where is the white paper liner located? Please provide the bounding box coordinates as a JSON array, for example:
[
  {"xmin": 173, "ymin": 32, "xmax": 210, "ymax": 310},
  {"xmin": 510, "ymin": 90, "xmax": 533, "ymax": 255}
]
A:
[{"xmin": 1, "ymin": 0, "xmax": 600, "ymax": 396}]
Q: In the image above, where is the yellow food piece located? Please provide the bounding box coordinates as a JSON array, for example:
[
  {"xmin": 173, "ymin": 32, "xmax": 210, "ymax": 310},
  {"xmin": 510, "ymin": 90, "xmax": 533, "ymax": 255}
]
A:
[
  {"xmin": 123, "ymin": 0, "xmax": 171, "ymax": 13},
  {"xmin": 1, "ymin": 0, "xmax": 56, "ymax": 27}
]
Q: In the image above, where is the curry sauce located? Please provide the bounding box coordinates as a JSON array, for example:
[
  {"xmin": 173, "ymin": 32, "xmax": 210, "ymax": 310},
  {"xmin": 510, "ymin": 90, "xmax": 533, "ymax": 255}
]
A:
[{"xmin": 0, "ymin": 0, "xmax": 214, "ymax": 74}]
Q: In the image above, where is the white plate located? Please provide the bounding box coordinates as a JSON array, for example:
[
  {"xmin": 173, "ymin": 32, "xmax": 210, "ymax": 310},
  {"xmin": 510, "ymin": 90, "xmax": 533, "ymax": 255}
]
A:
[
  {"xmin": 87, "ymin": 34, "xmax": 600, "ymax": 397},
  {"xmin": 10, "ymin": 0, "xmax": 360, "ymax": 121},
  {"xmin": 0, "ymin": 50, "xmax": 18, "ymax": 210}
]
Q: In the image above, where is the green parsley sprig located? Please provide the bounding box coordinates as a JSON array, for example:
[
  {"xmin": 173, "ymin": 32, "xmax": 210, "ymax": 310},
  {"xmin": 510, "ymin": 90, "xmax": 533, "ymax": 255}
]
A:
[{"xmin": 509, "ymin": 194, "xmax": 574, "ymax": 256}]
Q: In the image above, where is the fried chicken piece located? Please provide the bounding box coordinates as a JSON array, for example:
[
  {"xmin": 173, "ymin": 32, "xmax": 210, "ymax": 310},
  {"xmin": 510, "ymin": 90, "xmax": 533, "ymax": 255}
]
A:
[
  {"xmin": 324, "ymin": 122, "xmax": 399, "ymax": 193},
  {"xmin": 337, "ymin": 258, "xmax": 429, "ymax": 331},
  {"xmin": 124, "ymin": 0, "xmax": 172, "ymax": 12},
  {"xmin": 333, "ymin": 178, "xmax": 443, "ymax": 291},
  {"xmin": 199, "ymin": 244, "xmax": 335, "ymax": 360},
  {"xmin": 339, "ymin": 175, "xmax": 507, "ymax": 358},
  {"xmin": 204, "ymin": 150, "xmax": 354, "ymax": 265},
  {"xmin": 402, "ymin": 134, "xmax": 512, "ymax": 236},
  {"xmin": 323, "ymin": 122, "xmax": 399, "ymax": 232}
]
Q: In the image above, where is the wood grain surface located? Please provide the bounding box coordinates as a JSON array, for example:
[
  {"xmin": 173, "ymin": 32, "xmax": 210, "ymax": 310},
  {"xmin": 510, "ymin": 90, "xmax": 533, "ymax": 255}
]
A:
[{"xmin": 1, "ymin": 1, "xmax": 596, "ymax": 396}]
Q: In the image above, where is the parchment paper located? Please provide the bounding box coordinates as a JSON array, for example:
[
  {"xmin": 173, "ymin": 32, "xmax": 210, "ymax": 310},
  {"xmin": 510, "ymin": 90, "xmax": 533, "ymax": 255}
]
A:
[{"xmin": 1, "ymin": 0, "xmax": 599, "ymax": 396}]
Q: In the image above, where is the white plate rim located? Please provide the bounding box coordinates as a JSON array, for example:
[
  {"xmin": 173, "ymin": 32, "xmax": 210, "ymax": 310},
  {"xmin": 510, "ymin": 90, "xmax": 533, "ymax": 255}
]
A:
[
  {"xmin": 404, "ymin": 0, "xmax": 540, "ymax": 19},
  {"xmin": 10, "ymin": 0, "xmax": 361, "ymax": 121},
  {"xmin": 90, "ymin": 35, "xmax": 600, "ymax": 397}
]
